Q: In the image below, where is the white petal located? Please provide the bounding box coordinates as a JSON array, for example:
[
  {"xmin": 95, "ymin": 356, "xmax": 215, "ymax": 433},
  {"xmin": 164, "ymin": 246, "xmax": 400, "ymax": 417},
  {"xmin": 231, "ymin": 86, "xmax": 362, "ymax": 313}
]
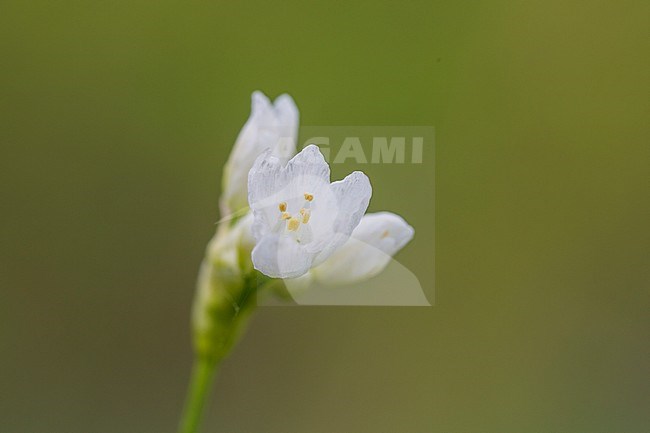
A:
[
  {"xmin": 248, "ymin": 145, "xmax": 330, "ymax": 206},
  {"xmin": 272, "ymin": 94, "xmax": 299, "ymax": 159},
  {"xmin": 282, "ymin": 144, "xmax": 330, "ymax": 187},
  {"xmin": 349, "ymin": 212, "xmax": 414, "ymax": 252},
  {"xmin": 251, "ymin": 234, "xmax": 314, "ymax": 278},
  {"xmin": 247, "ymin": 150, "xmax": 283, "ymax": 210},
  {"xmin": 310, "ymin": 212, "xmax": 414, "ymax": 285},
  {"xmin": 311, "ymin": 171, "xmax": 372, "ymax": 264},
  {"xmin": 251, "ymin": 90, "xmax": 273, "ymax": 118},
  {"xmin": 330, "ymin": 171, "xmax": 372, "ymax": 232}
]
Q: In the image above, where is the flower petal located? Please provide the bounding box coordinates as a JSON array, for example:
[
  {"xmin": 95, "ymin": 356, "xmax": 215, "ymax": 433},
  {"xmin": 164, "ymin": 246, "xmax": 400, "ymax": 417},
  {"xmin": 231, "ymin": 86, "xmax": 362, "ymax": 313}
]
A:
[
  {"xmin": 310, "ymin": 171, "xmax": 372, "ymax": 264},
  {"xmin": 248, "ymin": 145, "xmax": 330, "ymax": 206},
  {"xmin": 272, "ymin": 94, "xmax": 299, "ymax": 159},
  {"xmin": 310, "ymin": 212, "xmax": 414, "ymax": 285},
  {"xmin": 331, "ymin": 171, "xmax": 372, "ymax": 231},
  {"xmin": 351, "ymin": 211, "xmax": 414, "ymax": 253},
  {"xmin": 251, "ymin": 234, "xmax": 314, "ymax": 278},
  {"xmin": 282, "ymin": 144, "xmax": 330, "ymax": 187}
]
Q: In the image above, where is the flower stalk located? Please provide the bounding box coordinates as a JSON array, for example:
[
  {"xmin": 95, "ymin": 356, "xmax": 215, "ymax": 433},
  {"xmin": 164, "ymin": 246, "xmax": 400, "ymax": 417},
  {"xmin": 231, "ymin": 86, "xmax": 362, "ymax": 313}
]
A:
[
  {"xmin": 177, "ymin": 354, "xmax": 219, "ymax": 433},
  {"xmin": 178, "ymin": 218, "xmax": 259, "ymax": 433}
]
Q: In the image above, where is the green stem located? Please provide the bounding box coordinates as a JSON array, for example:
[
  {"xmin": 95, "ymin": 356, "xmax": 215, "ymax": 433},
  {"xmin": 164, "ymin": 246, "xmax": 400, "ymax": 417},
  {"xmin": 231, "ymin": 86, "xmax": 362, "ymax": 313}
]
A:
[
  {"xmin": 178, "ymin": 270, "xmax": 267, "ymax": 432},
  {"xmin": 178, "ymin": 355, "xmax": 220, "ymax": 433}
]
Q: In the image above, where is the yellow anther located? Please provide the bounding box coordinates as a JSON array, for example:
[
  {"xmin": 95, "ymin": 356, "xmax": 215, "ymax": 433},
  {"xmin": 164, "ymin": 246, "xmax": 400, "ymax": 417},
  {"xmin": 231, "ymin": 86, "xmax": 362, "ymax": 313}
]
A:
[
  {"xmin": 301, "ymin": 209, "xmax": 311, "ymax": 224},
  {"xmin": 281, "ymin": 212, "xmax": 292, "ymax": 220},
  {"xmin": 304, "ymin": 193, "xmax": 314, "ymax": 202},
  {"xmin": 287, "ymin": 217, "xmax": 300, "ymax": 231},
  {"xmin": 278, "ymin": 202, "xmax": 287, "ymax": 212}
]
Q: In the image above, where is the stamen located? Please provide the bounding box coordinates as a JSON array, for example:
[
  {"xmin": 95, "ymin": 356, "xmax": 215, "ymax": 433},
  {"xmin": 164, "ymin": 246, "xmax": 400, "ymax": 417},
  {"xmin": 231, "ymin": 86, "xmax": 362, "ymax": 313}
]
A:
[
  {"xmin": 287, "ymin": 217, "xmax": 300, "ymax": 231},
  {"xmin": 300, "ymin": 208, "xmax": 311, "ymax": 224},
  {"xmin": 278, "ymin": 202, "xmax": 287, "ymax": 212},
  {"xmin": 281, "ymin": 212, "xmax": 292, "ymax": 220},
  {"xmin": 304, "ymin": 193, "xmax": 314, "ymax": 202},
  {"xmin": 381, "ymin": 230, "xmax": 390, "ymax": 239}
]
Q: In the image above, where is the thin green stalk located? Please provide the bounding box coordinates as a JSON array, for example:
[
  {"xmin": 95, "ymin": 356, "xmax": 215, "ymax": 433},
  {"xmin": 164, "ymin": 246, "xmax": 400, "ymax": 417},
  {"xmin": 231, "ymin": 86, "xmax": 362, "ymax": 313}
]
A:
[
  {"xmin": 178, "ymin": 355, "xmax": 220, "ymax": 433},
  {"xmin": 179, "ymin": 269, "xmax": 266, "ymax": 432}
]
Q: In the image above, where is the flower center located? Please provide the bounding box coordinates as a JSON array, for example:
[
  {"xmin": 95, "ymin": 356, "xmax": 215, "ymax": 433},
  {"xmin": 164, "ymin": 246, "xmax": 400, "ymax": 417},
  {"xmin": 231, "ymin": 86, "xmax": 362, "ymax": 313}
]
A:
[{"xmin": 275, "ymin": 193, "xmax": 314, "ymax": 243}]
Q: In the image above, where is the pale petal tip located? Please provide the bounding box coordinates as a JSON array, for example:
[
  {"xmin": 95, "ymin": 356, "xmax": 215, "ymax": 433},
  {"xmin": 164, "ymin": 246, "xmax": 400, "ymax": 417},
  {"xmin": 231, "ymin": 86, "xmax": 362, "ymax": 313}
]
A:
[
  {"xmin": 273, "ymin": 93, "xmax": 297, "ymax": 110},
  {"xmin": 402, "ymin": 222, "xmax": 415, "ymax": 247},
  {"xmin": 251, "ymin": 91, "xmax": 271, "ymax": 112},
  {"xmin": 290, "ymin": 144, "xmax": 328, "ymax": 166},
  {"xmin": 273, "ymin": 93, "xmax": 299, "ymax": 126},
  {"xmin": 345, "ymin": 170, "xmax": 373, "ymax": 201},
  {"xmin": 374, "ymin": 211, "xmax": 415, "ymax": 247},
  {"xmin": 248, "ymin": 147, "xmax": 276, "ymax": 181},
  {"xmin": 302, "ymin": 143, "xmax": 322, "ymax": 153},
  {"xmin": 349, "ymin": 170, "xmax": 371, "ymax": 185}
]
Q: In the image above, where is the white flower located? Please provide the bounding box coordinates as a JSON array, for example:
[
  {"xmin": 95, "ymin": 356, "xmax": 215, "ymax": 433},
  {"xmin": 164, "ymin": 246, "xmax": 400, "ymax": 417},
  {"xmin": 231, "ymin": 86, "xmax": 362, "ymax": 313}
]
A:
[
  {"xmin": 306, "ymin": 212, "xmax": 414, "ymax": 285},
  {"xmin": 221, "ymin": 91, "xmax": 299, "ymax": 215},
  {"xmin": 248, "ymin": 145, "xmax": 372, "ymax": 278}
]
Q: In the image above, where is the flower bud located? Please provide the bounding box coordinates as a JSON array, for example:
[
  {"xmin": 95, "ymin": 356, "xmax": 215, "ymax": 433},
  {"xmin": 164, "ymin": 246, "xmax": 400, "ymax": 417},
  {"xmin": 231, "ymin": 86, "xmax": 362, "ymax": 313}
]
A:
[
  {"xmin": 220, "ymin": 91, "xmax": 299, "ymax": 216},
  {"xmin": 191, "ymin": 214, "xmax": 256, "ymax": 360}
]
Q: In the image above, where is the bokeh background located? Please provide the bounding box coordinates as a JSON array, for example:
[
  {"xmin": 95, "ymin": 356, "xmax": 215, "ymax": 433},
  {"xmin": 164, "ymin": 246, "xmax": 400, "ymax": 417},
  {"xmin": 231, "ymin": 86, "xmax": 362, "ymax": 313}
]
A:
[{"xmin": 1, "ymin": 1, "xmax": 648, "ymax": 432}]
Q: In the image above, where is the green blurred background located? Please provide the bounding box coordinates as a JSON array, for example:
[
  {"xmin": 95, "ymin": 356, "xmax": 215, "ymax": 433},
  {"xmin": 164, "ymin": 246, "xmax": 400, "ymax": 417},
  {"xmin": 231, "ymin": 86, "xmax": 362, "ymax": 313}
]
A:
[{"xmin": 1, "ymin": 1, "xmax": 648, "ymax": 432}]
